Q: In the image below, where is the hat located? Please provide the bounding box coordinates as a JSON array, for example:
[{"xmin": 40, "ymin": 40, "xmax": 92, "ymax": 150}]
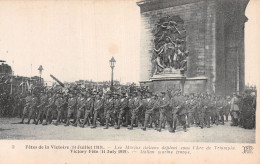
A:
[
  {"xmin": 106, "ymin": 91, "xmax": 112, "ymax": 95},
  {"xmin": 92, "ymin": 91, "xmax": 98, "ymax": 95},
  {"xmin": 113, "ymin": 92, "xmax": 120, "ymax": 96},
  {"xmin": 146, "ymin": 91, "xmax": 153, "ymax": 95}
]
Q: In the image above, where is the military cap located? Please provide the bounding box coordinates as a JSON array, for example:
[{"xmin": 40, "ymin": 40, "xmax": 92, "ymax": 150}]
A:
[
  {"xmin": 92, "ymin": 91, "xmax": 98, "ymax": 94},
  {"xmin": 113, "ymin": 92, "xmax": 120, "ymax": 96},
  {"xmin": 106, "ymin": 91, "xmax": 112, "ymax": 95}
]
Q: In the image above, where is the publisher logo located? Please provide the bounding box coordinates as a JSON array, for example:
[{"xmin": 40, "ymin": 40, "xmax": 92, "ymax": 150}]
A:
[{"xmin": 242, "ymin": 146, "xmax": 253, "ymax": 154}]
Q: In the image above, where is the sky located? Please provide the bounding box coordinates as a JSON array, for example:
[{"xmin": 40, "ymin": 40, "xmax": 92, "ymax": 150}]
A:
[{"xmin": 0, "ymin": 0, "xmax": 259, "ymax": 86}]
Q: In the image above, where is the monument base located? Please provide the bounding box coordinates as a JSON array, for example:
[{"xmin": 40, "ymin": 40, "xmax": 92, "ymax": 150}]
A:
[{"xmin": 140, "ymin": 74, "xmax": 207, "ymax": 94}]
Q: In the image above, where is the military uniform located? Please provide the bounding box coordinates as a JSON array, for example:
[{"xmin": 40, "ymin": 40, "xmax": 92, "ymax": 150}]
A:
[
  {"xmin": 151, "ymin": 97, "xmax": 160, "ymax": 128},
  {"xmin": 19, "ymin": 95, "xmax": 33, "ymax": 124},
  {"xmin": 27, "ymin": 95, "xmax": 38, "ymax": 124},
  {"xmin": 203, "ymin": 97, "xmax": 211, "ymax": 128},
  {"xmin": 128, "ymin": 95, "xmax": 142, "ymax": 130},
  {"xmin": 115, "ymin": 95, "xmax": 128, "ymax": 129},
  {"xmin": 216, "ymin": 98, "xmax": 224, "ymax": 125},
  {"xmin": 44, "ymin": 95, "xmax": 56, "ymax": 125},
  {"xmin": 224, "ymin": 98, "xmax": 230, "ymax": 122},
  {"xmin": 36, "ymin": 94, "xmax": 48, "ymax": 125},
  {"xmin": 175, "ymin": 94, "xmax": 187, "ymax": 131},
  {"xmin": 103, "ymin": 95, "xmax": 114, "ymax": 129},
  {"xmin": 197, "ymin": 97, "xmax": 205, "ymax": 128},
  {"xmin": 230, "ymin": 95, "xmax": 240, "ymax": 126},
  {"xmin": 186, "ymin": 97, "xmax": 195, "ymax": 128},
  {"xmin": 157, "ymin": 93, "xmax": 170, "ymax": 132},
  {"xmin": 81, "ymin": 96, "xmax": 94, "ymax": 128},
  {"xmin": 113, "ymin": 96, "xmax": 120, "ymax": 125},
  {"xmin": 73, "ymin": 95, "xmax": 86, "ymax": 126},
  {"xmin": 65, "ymin": 95, "xmax": 77, "ymax": 126},
  {"xmin": 54, "ymin": 95, "xmax": 66, "ymax": 125},
  {"xmin": 141, "ymin": 95, "xmax": 156, "ymax": 130},
  {"xmin": 91, "ymin": 96, "xmax": 104, "ymax": 128}
]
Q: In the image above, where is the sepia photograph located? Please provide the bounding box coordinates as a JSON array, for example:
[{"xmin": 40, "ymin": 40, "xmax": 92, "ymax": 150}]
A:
[{"xmin": 0, "ymin": 0, "xmax": 259, "ymax": 163}]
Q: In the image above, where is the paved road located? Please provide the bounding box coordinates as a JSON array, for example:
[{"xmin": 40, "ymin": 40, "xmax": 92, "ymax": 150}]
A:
[{"xmin": 0, "ymin": 118, "xmax": 255, "ymax": 143}]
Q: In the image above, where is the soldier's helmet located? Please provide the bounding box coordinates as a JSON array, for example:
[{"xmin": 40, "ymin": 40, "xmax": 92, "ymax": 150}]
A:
[{"xmin": 106, "ymin": 91, "xmax": 112, "ymax": 96}]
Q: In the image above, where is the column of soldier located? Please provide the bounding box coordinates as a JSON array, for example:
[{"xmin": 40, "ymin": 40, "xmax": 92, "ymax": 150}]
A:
[{"xmin": 16, "ymin": 86, "xmax": 254, "ymax": 133}]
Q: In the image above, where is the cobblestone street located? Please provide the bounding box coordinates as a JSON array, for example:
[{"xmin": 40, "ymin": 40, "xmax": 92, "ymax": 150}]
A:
[{"xmin": 0, "ymin": 118, "xmax": 255, "ymax": 143}]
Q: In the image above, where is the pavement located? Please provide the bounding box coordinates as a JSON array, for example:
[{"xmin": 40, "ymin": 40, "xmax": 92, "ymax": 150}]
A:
[{"xmin": 0, "ymin": 118, "xmax": 255, "ymax": 143}]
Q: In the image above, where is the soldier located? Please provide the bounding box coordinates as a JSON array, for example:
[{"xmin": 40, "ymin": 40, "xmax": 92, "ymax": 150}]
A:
[
  {"xmin": 26, "ymin": 92, "xmax": 38, "ymax": 124},
  {"xmin": 127, "ymin": 91, "xmax": 143, "ymax": 130},
  {"xmin": 204, "ymin": 95, "xmax": 211, "ymax": 128},
  {"xmin": 197, "ymin": 94, "xmax": 206, "ymax": 129},
  {"xmin": 240, "ymin": 90, "xmax": 255, "ymax": 129},
  {"xmin": 103, "ymin": 91, "xmax": 115, "ymax": 129},
  {"xmin": 112, "ymin": 93, "xmax": 120, "ymax": 127},
  {"xmin": 230, "ymin": 93, "xmax": 240, "ymax": 126},
  {"xmin": 224, "ymin": 96, "xmax": 231, "ymax": 122},
  {"xmin": 43, "ymin": 93, "xmax": 57, "ymax": 125},
  {"xmin": 193, "ymin": 95, "xmax": 200, "ymax": 126},
  {"xmin": 35, "ymin": 91, "xmax": 49, "ymax": 125},
  {"xmin": 64, "ymin": 93, "xmax": 77, "ymax": 126},
  {"xmin": 175, "ymin": 91, "xmax": 187, "ymax": 132},
  {"xmin": 81, "ymin": 92, "xmax": 94, "ymax": 128},
  {"xmin": 209, "ymin": 96, "xmax": 217, "ymax": 125},
  {"xmin": 91, "ymin": 92, "xmax": 104, "ymax": 128},
  {"xmin": 157, "ymin": 91, "xmax": 170, "ymax": 132},
  {"xmin": 141, "ymin": 92, "xmax": 156, "ymax": 131},
  {"xmin": 73, "ymin": 92, "xmax": 86, "ymax": 127},
  {"xmin": 54, "ymin": 93, "xmax": 67, "ymax": 126},
  {"xmin": 18, "ymin": 92, "xmax": 33, "ymax": 124},
  {"xmin": 122, "ymin": 92, "xmax": 131, "ymax": 127},
  {"xmin": 215, "ymin": 96, "xmax": 224, "ymax": 125},
  {"xmin": 187, "ymin": 94, "xmax": 198, "ymax": 128},
  {"xmin": 115, "ymin": 92, "xmax": 128, "ymax": 129},
  {"xmin": 150, "ymin": 93, "xmax": 160, "ymax": 129}
]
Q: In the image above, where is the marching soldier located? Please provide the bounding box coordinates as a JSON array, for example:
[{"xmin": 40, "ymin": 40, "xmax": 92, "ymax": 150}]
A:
[
  {"xmin": 115, "ymin": 92, "xmax": 128, "ymax": 129},
  {"xmin": 113, "ymin": 93, "xmax": 120, "ymax": 127},
  {"xmin": 197, "ymin": 94, "xmax": 206, "ymax": 129},
  {"xmin": 128, "ymin": 91, "xmax": 143, "ymax": 130},
  {"xmin": 35, "ymin": 91, "xmax": 49, "ymax": 125},
  {"xmin": 64, "ymin": 93, "xmax": 77, "ymax": 126},
  {"xmin": 157, "ymin": 91, "xmax": 170, "ymax": 132},
  {"xmin": 204, "ymin": 95, "xmax": 211, "ymax": 128},
  {"xmin": 103, "ymin": 91, "xmax": 115, "ymax": 129},
  {"xmin": 215, "ymin": 96, "xmax": 225, "ymax": 125},
  {"xmin": 141, "ymin": 92, "xmax": 156, "ymax": 131},
  {"xmin": 54, "ymin": 93, "xmax": 67, "ymax": 126},
  {"xmin": 81, "ymin": 92, "xmax": 94, "ymax": 128},
  {"xmin": 26, "ymin": 92, "xmax": 38, "ymax": 124},
  {"xmin": 210, "ymin": 96, "xmax": 217, "ymax": 125},
  {"xmin": 186, "ymin": 95, "xmax": 193, "ymax": 128},
  {"xmin": 73, "ymin": 92, "xmax": 86, "ymax": 127},
  {"xmin": 91, "ymin": 92, "xmax": 104, "ymax": 128},
  {"xmin": 230, "ymin": 93, "xmax": 240, "ymax": 126},
  {"xmin": 43, "ymin": 93, "xmax": 57, "ymax": 125},
  {"xmin": 150, "ymin": 93, "xmax": 160, "ymax": 129},
  {"xmin": 224, "ymin": 96, "xmax": 231, "ymax": 122},
  {"xmin": 18, "ymin": 92, "xmax": 33, "ymax": 124},
  {"xmin": 175, "ymin": 91, "xmax": 187, "ymax": 132}
]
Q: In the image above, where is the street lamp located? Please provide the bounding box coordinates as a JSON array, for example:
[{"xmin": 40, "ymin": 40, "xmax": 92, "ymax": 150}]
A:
[
  {"xmin": 38, "ymin": 65, "xmax": 43, "ymax": 84},
  {"xmin": 109, "ymin": 56, "xmax": 116, "ymax": 92}
]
